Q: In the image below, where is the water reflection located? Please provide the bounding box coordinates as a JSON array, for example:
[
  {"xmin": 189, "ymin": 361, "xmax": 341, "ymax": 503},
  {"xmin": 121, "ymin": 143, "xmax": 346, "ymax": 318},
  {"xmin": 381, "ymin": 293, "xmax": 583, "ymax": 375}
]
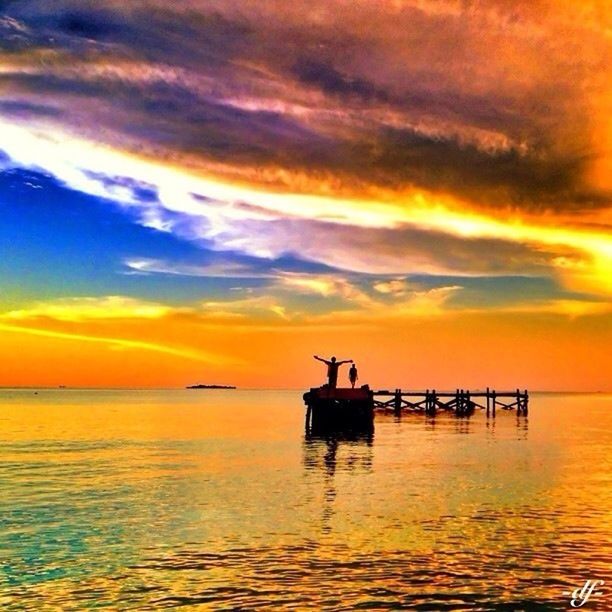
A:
[
  {"xmin": 1, "ymin": 390, "xmax": 610, "ymax": 611},
  {"xmin": 303, "ymin": 434, "xmax": 374, "ymax": 534},
  {"xmin": 483, "ymin": 413, "xmax": 529, "ymax": 440},
  {"xmin": 302, "ymin": 433, "xmax": 374, "ymax": 475},
  {"xmin": 454, "ymin": 415, "xmax": 472, "ymax": 434},
  {"xmin": 516, "ymin": 415, "xmax": 529, "ymax": 439}
]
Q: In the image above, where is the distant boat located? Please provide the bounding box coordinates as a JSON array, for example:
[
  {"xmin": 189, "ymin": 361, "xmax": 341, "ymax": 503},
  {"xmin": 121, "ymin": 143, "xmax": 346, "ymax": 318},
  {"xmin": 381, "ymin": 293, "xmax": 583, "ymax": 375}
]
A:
[{"xmin": 186, "ymin": 384, "xmax": 237, "ymax": 389}]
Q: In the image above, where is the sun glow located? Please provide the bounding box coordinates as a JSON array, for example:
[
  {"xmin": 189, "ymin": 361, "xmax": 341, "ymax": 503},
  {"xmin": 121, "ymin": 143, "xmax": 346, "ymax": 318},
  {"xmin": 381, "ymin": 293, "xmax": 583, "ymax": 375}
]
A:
[{"xmin": 0, "ymin": 0, "xmax": 610, "ymax": 390}]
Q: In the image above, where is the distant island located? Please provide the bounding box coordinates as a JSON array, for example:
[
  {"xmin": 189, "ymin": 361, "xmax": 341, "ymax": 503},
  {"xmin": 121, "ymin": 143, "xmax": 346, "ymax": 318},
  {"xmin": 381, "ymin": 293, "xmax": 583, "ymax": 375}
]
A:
[{"xmin": 186, "ymin": 384, "xmax": 237, "ymax": 389}]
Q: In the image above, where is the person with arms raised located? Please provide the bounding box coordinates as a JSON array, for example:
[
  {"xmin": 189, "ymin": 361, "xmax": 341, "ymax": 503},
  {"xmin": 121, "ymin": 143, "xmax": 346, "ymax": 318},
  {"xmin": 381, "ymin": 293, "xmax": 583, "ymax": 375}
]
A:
[{"xmin": 313, "ymin": 355, "xmax": 353, "ymax": 389}]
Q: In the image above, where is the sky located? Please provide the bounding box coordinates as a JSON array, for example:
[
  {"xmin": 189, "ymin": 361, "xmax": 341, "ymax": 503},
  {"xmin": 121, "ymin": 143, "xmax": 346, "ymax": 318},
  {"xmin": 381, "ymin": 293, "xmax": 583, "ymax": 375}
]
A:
[{"xmin": 0, "ymin": 0, "xmax": 610, "ymax": 389}]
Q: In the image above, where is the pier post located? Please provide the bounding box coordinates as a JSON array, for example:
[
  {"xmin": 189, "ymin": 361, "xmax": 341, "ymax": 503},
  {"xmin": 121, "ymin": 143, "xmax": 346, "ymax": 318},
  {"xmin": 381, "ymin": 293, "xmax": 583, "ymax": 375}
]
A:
[
  {"xmin": 524, "ymin": 389, "xmax": 529, "ymax": 416},
  {"xmin": 486, "ymin": 387, "xmax": 490, "ymax": 417},
  {"xmin": 426, "ymin": 389, "xmax": 430, "ymax": 415},
  {"xmin": 394, "ymin": 388, "xmax": 402, "ymax": 416},
  {"xmin": 516, "ymin": 388, "xmax": 521, "ymax": 415},
  {"xmin": 427, "ymin": 389, "xmax": 437, "ymax": 416},
  {"xmin": 492, "ymin": 390, "xmax": 496, "ymax": 417}
]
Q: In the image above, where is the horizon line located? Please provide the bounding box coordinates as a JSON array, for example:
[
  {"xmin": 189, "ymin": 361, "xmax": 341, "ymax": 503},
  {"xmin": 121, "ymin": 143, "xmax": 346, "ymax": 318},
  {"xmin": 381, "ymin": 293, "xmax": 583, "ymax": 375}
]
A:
[{"xmin": 1, "ymin": 386, "xmax": 610, "ymax": 394}]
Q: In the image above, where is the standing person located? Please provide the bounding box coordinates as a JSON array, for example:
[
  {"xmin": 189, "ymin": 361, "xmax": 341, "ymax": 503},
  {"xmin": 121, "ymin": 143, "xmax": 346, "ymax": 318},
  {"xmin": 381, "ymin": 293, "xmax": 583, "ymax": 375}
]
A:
[
  {"xmin": 313, "ymin": 355, "xmax": 353, "ymax": 389},
  {"xmin": 349, "ymin": 363, "xmax": 358, "ymax": 389}
]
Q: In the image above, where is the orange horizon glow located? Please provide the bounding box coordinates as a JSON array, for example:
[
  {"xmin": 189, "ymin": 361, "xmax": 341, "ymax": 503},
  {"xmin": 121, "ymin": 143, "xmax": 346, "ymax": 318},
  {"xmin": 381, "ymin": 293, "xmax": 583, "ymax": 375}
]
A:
[
  {"xmin": 0, "ymin": 1, "xmax": 610, "ymax": 390},
  {"xmin": 1, "ymin": 308, "xmax": 610, "ymax": 391}
]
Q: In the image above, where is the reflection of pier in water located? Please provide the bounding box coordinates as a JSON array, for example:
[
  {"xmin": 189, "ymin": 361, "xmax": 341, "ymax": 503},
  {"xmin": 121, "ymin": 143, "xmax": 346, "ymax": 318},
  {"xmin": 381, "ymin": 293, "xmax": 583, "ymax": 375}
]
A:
[
  {"xmin": 303, "ymin": 433, "xmax": 373, "ymax": 534},
  {"xmin": 302, "ymin": 413, "xmax": 528, "ymax": 534}
]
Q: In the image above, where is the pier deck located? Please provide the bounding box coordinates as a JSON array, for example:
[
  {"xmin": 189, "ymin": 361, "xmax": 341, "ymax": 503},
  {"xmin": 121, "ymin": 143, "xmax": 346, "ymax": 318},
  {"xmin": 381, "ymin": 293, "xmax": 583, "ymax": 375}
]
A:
[{"xmin": 373, "ymin": 388, "xmax": 528, "ymax": 417}]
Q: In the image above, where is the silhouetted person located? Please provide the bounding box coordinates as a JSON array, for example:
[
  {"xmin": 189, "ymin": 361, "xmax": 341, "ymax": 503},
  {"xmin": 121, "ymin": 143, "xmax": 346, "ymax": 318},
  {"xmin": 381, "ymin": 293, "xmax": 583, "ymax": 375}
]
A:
[
  {"xmin": 349, "ymin": 363, "xmax": 358, "ymax": 389},
  {"xmin": 314, "ymin": 355, "xmax": 352, "ymax": 389}
]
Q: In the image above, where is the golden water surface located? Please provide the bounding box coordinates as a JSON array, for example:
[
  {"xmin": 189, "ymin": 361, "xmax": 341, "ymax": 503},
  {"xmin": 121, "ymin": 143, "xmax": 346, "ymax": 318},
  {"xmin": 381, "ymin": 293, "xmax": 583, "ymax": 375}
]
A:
[{"xmin": 0, "ymin": 389, "xmax": 610, "ymax": 610}]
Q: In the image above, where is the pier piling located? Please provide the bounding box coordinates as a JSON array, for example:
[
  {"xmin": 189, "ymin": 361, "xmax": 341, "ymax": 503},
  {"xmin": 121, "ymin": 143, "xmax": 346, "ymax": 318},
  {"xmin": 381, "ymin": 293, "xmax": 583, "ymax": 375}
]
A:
[{"xmin": 394, "ymin": 388, "xmax": 402, "ymax": 416}]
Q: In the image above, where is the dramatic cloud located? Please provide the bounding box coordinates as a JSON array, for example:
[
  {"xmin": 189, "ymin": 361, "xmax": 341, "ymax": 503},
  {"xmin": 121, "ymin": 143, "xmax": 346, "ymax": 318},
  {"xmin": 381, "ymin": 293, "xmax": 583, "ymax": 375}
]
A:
[
  {"xmin": 0, "ymin": 0, "xmax": 609, "ymax": 211},
  {"xmin": 0, "ymin": 0, "xmax": 609, "ymax": 391}
]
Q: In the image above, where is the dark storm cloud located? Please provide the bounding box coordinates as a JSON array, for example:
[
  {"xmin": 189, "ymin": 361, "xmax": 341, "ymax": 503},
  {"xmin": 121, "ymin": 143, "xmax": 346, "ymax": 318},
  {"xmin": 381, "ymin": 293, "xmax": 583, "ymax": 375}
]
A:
[
  {"xmin": 0, "ymin": 2, "xmax": 252, "ymax": 68},
  {"xmin": 0, "ymin": 100, "xmax": 62, "ymax": 118},
  {"xmin": 292, "ymin": 59, "xmax": 390, "ymax": 103},
  {"xmin": 0, "ymin": 71, "xmax": 331, "ymax": 165},
  {"xmin": 0, "ymin": 0, "xmax": 609, "ymax": 213},
  {"xmin": 353, "ymin": 126, "xmax": 604, "ymax": 209}
]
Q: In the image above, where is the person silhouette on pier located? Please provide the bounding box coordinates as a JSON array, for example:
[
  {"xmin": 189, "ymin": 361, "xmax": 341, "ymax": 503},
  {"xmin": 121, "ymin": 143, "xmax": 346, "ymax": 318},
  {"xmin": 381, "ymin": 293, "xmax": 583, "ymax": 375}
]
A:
[
  {"xmin": 349, "ymin": 363, "xmax": 358, "ymax": 389},
  {"xmin": 314, "ymin": 355, "xmax": 353, "ymax": 389}
]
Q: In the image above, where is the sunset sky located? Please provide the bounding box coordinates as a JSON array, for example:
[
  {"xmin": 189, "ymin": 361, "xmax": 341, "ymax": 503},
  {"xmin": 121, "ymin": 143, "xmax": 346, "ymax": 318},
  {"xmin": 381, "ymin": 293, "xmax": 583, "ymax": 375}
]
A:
[{"xmin": 0, "ymin": 0, "xmax": 610, "ymax": 389}]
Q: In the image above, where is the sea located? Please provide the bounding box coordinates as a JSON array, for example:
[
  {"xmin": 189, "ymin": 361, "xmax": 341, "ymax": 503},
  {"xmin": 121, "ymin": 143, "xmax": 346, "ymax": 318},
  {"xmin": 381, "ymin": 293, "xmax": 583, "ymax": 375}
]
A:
[{"xmin": 0, "ymin": 389, "xmax": 610, "ymax": 610}]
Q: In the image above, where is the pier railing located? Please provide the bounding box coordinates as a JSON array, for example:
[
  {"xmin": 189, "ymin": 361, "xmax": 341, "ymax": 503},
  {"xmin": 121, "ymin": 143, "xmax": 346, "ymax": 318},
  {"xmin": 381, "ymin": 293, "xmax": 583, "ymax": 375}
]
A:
[{"xmin": 373, "ymin": 388, "xmax": 528, "ymax": 416}]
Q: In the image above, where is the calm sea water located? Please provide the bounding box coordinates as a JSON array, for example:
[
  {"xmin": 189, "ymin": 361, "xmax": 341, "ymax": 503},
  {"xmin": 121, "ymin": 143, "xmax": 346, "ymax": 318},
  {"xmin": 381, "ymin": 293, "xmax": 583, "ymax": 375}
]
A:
[{"xmin": 0, "ymin": 389, "xmax": 610, "ymax": 610}]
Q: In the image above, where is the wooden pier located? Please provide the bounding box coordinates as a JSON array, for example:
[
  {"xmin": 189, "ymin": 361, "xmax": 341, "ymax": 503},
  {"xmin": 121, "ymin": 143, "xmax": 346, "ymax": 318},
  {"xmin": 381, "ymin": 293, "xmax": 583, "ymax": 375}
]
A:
[
  {"xmin": 304, "ymin": 386, "xmax": 528, "ymax": 434},
  {"xmin": 304, "ymin": 385, "xmax": 528, "ymax": 434},
  {"xmin": 304, "ymin": 386, "xmax": 374, "ymax": 434},
  {"xmin": 373, "ymin": 388, "xmax": 529, "ymax": 417}
]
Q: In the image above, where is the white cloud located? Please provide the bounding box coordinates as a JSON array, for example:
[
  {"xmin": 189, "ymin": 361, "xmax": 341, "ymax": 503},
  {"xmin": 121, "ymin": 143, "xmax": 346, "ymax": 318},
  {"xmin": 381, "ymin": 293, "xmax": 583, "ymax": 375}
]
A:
[
  {"xmin": 0, "ymin": 120, "xmax": 609, "ymax": 295},
  {"xmin": 275, "ymin": 272, "xmax": 375, "ymax": 306},
  {"xmin": 373, "ymin": 278, "xmax": 409, "ymax": 295},
  {"xmin": 124, "ymin": 258, "xmax": 273, "ymax": 278},
  {"xmin": 201, "ymin": 295, "xmax": 289, "ymax": 319}
]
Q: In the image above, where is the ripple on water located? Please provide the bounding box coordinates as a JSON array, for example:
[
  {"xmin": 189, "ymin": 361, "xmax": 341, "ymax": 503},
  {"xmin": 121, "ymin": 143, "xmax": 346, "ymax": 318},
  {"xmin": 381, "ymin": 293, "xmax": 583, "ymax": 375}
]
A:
[{"xmin": 1, "ymin": 391, "xmax": 611, "ymax": 609}]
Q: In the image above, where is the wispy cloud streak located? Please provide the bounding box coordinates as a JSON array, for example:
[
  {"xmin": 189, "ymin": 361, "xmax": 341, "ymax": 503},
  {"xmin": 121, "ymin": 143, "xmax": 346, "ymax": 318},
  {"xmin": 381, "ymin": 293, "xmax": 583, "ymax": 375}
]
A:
[
  {"xmin": 0, "ymin": 323, "xmax": 230, "ymax": 364},
  {"xmin": 0, "ymin": 0, "xmax": 609, "ymax": 321}
]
